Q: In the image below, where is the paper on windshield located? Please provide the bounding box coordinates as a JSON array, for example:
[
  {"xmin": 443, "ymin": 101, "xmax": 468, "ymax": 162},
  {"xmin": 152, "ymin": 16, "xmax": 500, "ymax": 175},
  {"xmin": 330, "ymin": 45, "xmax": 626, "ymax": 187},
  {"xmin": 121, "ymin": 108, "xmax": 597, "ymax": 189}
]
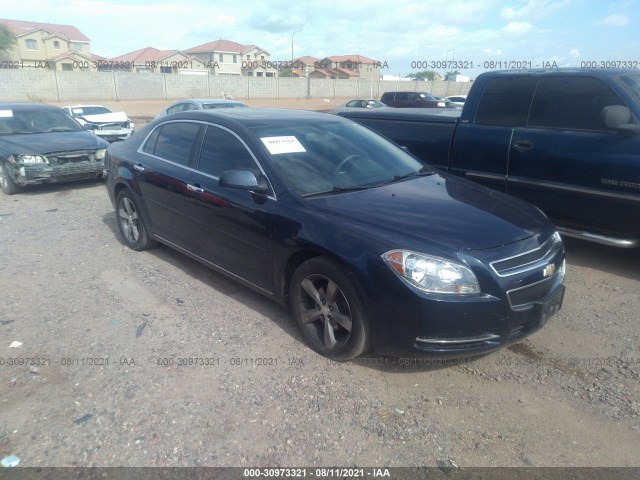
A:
[
  {"xmin": 0, "ymin": 110, "xmax": 13, "ymax": 118},
  {"xmin": 260, "ymin": 136, "xmax": 306, "ymax": 155}
]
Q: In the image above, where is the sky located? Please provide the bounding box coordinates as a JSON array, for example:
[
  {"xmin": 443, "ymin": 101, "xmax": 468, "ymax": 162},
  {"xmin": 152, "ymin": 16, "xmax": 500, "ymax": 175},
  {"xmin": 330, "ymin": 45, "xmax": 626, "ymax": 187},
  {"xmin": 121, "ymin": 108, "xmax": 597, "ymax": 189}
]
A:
[{"xmin": 2, "ymin": 0, "xmax": 639, "ymax": 78}]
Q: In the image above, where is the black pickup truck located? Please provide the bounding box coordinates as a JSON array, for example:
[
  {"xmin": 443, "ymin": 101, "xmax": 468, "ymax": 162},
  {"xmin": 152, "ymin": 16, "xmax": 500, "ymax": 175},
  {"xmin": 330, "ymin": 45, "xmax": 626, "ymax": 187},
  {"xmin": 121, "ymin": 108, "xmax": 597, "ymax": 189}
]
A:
[{"xmin": 339, "ymin": 69, "xmax": 640, "ymax": 247}]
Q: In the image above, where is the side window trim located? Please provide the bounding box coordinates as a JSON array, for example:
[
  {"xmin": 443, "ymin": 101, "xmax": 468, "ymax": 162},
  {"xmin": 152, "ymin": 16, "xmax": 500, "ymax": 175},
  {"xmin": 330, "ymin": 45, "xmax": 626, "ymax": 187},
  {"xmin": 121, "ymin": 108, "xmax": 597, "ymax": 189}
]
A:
[
  {"xmin": 195, "ymin": 123, "xmax": 276, "ymax": 198},
  {"xmin": 137, "ymin": 120, "xmax": 276, "ymax": 200}
]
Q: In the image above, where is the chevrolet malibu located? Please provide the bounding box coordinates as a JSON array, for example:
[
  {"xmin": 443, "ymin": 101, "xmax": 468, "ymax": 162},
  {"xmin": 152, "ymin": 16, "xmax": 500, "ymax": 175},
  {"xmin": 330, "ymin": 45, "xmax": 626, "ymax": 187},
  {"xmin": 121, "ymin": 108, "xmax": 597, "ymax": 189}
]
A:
[{"xmin": 105, "ymin": 109, "xmax": 566, "ymax": 360}]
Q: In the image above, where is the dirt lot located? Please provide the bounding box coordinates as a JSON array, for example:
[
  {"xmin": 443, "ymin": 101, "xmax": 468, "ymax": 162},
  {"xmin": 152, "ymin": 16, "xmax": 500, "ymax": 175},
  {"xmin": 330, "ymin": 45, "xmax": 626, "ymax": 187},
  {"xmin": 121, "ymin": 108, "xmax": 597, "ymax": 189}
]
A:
[{"xmin": 0, "ymin": 101, "xmax": 639, "ymax": 469}]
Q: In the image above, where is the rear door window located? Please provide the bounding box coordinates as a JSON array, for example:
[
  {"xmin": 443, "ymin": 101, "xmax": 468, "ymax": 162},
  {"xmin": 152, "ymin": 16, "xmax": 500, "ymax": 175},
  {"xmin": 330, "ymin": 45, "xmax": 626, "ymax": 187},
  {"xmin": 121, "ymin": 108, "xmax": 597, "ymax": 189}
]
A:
[
  {"xmin": 475, "ymin": 76, "xmax": 537, "ymax": 126},
  {"xmin": 144, "ymin": 122, "xmax": 202, "ymax": 166}
]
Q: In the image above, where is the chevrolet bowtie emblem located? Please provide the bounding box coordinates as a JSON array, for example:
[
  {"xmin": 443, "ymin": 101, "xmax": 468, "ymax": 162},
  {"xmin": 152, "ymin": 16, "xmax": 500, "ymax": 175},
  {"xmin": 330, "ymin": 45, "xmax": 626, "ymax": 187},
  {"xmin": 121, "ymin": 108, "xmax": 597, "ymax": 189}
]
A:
[{"xmin": 543, "ymin": 264, "xmax": 556, "ymax": 277}]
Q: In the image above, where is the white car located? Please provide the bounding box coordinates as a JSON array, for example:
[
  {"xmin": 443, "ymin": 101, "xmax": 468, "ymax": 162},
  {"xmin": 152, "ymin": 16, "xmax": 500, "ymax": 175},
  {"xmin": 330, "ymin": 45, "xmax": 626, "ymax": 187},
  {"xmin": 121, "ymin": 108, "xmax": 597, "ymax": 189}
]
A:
[
  {"xmin": 445, "ymin": 95, "xmax": 467, "ymax": 107},
  {"xmin": 62, "ymin": 105, "xmax": 134, "ymax": 142}
]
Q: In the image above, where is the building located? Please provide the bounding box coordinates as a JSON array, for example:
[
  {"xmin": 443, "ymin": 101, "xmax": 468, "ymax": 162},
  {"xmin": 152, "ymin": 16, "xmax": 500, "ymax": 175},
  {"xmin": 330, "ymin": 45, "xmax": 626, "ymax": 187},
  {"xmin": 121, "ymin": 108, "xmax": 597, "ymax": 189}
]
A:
[
  {"xmin": 290, "ymin": 56, "xmax": 318, "ymax": 77},
  {"xmin": 108, "ymin": 47, "xmax": 208, "ymax": 74},
  {"xmin": 183, "ymin": 39, "xmax": 278, "ymax": 77},
  {"xmin": 313, "ymin": 55, "xmax": 382, "ymax": 80},
  {"xmin": 0, "ymin": 18, "xmax": 97, "ymax": 71}
]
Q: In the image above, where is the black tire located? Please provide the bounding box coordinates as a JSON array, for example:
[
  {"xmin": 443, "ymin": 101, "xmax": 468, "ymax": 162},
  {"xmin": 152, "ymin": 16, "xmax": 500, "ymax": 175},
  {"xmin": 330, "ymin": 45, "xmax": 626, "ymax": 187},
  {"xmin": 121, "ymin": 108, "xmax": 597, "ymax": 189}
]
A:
[
  {"xmin": 0, "ymin": 163, "xmax": 21, "ymax": 195},
  {"xmin": 289, "ymin": 257, "xmax": 371, "ymax": 361},
  {"xmin": 115, "ymin": 189, "xmax": 158, "ymax": 251}
]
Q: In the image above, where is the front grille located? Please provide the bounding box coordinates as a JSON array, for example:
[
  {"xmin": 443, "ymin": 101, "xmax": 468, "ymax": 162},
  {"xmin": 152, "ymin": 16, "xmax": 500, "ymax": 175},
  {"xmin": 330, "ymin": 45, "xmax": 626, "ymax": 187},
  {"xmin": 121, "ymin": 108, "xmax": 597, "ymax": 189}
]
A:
[
  {"xmin": 48, "ymin": 150, "xmax": 98, "ymax": 165},
  {"xmin": 491, "ymin": 234, "xmax": 561, "ymax": 276},
  {"xmin": 507, "ymin": 276, "xmax": 556, "ymax": 308}
]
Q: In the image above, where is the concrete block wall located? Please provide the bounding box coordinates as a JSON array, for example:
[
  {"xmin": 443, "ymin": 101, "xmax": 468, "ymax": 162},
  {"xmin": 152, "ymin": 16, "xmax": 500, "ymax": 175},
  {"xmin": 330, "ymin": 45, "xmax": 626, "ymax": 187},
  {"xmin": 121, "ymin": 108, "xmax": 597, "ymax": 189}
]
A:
[
  {"xmin": 0, "ymin": 70, "xmax": 57, "ymax": 102},
  {"xmin": 0, "ymin": 70, "xmax": 472, "ymax": 102},
  {"xmin": 165, "ymin": 74, "xmax": 208, "ymax": 99}
]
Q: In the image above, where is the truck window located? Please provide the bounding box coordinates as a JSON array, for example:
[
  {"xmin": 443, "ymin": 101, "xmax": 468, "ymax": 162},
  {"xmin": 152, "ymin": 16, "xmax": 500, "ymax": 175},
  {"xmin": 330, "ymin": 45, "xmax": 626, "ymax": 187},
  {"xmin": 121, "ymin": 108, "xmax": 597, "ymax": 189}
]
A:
[
  {"xmin": 528, "ymin": 77, "xmax": 623, "ymax": 131},
  {"xmin": 475, "ymin": 77, "xmax": 536, "ymax": 126}
]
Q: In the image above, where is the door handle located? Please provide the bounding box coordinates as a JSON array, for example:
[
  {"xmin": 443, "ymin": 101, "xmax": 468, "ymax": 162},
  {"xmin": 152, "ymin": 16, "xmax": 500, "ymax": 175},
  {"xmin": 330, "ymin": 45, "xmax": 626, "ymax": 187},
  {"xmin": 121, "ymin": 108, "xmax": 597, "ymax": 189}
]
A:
[
  {"xmin": 187, "ymin": 183, "xmax": 204, "ymax": 194},
  {"xmin": 133, "ymin": 164, "xmax": 145, "ymax": 172},
  {"xmin": 512, "ymin": 141, "xmax": 534, "ymax": 150}
]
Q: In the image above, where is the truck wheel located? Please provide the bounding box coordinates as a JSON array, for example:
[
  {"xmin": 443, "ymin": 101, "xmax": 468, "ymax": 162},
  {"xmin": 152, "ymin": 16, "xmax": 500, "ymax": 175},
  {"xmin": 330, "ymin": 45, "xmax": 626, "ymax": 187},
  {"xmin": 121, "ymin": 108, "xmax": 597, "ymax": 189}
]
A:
[
  {"xmin": 0, "ymin": 163, "xmax": 20, "ymax": 195},
  {"xmin": 115, "ymin": 190, "xmax": 158, "ymax": 251},
  {"xmin": 289, "ymin": 257, "xmax": 371, "ymax": 361}
]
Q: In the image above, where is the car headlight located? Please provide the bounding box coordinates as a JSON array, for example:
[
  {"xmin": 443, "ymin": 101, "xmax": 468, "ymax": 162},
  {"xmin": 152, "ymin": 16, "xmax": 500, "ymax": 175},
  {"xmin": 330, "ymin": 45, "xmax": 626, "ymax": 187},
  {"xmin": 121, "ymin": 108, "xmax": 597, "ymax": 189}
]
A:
[
  {"xmin": 382, "ymin": 250, "xmax": 480, "ymax": 295},
  {"xmin": 95, "ymin": 149, "xmax": 106, "ymax": 160},
  {"xmin": 16, "ymin": 155, "xmax": 49, "ymax": 164}
]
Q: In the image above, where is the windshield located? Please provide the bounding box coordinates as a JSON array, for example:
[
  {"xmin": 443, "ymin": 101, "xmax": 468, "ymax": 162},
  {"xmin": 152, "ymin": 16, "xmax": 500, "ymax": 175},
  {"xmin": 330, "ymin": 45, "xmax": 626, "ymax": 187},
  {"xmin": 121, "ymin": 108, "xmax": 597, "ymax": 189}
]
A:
[
  {"xmin": 0, "ymin": 108, "xmax": 83, "ymax": 135},
  {"xmin": 72, "ymin": 106, "xmax": 112, "ymax": 116},
  {"xmin": 251, "ymin": 121, "xmax": 429, "ymax": 196},
  {"xmin": 618, "ymin": 74, "xmax": 640, "ymax": 103}
]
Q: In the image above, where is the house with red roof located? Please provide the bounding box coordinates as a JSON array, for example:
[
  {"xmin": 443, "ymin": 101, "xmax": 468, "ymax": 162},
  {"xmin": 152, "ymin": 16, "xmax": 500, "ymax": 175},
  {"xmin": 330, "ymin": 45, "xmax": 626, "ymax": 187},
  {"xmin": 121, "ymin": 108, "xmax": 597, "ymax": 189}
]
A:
[
  {"xmin": 183, "ymin": 39, "xmax": 278, "ymax": 77},
  {"xmin": 313, "ymin": 55, "xmax": 383, "ymax": 80},
  {"xmin": 0, "ymin": 18, "xmax": 98, "ymax": 71},
  {"xmin": 107, "ymin": 46, "xmax": 209, "ymax": 74}
]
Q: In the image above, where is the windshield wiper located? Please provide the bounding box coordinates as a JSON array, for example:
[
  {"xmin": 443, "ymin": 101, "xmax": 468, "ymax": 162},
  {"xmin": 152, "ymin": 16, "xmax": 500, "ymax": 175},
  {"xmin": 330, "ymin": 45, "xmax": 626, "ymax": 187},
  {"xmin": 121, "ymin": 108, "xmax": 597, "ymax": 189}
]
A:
[
  {"xmin": 302, "ymin": 185, "xmax": 374, "ymax": 198},
  {"xmin": 380, "ymin": 168, "xmax": 436, "ymax": 185}
]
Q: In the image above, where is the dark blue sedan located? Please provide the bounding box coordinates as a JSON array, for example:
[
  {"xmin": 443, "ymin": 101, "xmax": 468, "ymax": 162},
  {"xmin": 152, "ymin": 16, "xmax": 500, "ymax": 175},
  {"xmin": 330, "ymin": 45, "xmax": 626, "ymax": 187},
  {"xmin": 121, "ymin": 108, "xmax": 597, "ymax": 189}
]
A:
[
  {"xmin": 105, "ymin": 109, "xmax": 566, "ymax": 360},
  {"xmin": 0, "ymin": 103, "xmax": 109, "ymax": 195}
]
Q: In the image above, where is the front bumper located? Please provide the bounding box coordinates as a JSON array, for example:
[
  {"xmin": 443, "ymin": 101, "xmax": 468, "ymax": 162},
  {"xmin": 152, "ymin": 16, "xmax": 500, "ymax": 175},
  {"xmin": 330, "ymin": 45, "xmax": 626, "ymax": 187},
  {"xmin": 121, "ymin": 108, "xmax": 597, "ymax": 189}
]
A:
[
  {"xmin": 364, "ymin": 233, "xmax": 566, "ymax": 358},
  {"xmin": 93, "ymin": 129, "xmax": 133, "ymax": 142},
  {"xmin": 5, "ymin": 160, "xmax": 105, "ymax": 186}
]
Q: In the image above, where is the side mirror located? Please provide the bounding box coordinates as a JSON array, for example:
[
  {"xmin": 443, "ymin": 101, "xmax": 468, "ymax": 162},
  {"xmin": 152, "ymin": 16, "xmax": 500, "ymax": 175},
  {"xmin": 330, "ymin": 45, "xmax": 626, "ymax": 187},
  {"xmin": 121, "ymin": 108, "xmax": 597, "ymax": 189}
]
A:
[
  {"xmin": 601, "ymin": 105, "xmax": 638, "ymax": 133},
  {"xmin": 219, "ymin": 170, "xmax": 269, "ymax": 194}
]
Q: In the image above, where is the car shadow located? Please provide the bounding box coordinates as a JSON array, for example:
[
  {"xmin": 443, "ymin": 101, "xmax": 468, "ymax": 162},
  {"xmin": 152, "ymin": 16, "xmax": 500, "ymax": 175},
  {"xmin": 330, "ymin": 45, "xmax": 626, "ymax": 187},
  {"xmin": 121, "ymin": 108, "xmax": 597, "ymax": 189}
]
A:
[
  {"xmin": 101, "ymin": 212, "xmax": 304, "ymax": 345},
  {"xmin": 562, "ymin": 237, "xmax": 640, "ymax": 281}
]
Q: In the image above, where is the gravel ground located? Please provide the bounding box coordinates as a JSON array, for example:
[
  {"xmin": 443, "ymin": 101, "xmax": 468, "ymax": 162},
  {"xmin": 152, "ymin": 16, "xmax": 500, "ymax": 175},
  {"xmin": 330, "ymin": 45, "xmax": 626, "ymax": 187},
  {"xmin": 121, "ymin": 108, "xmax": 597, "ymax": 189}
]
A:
[{"xmin": 0, "ymin": 102, "xmax": 639, "ymax": 468}]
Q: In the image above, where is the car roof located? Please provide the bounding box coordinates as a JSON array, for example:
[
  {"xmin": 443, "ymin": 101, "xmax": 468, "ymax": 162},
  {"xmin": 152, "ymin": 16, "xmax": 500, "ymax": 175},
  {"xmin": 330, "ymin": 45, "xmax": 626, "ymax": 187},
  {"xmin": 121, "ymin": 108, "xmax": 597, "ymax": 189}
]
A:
[
  {"xmin": 159, "ymin": 108, "xmax": 339, "ymax": 127},
  {"xmin": 176, "ymin": 98, "xmax": 245, "ymax": 104},
  {"xmin": 64, "ymin": 104, "xmax": 109, "ymax": 108},
  {"xmin": 478, "ymin": 68, "xmax": 636, "ymax": 79},
  {"xmin": 0, "ymin": 102, "xmax": 61, "ymax": 111}
]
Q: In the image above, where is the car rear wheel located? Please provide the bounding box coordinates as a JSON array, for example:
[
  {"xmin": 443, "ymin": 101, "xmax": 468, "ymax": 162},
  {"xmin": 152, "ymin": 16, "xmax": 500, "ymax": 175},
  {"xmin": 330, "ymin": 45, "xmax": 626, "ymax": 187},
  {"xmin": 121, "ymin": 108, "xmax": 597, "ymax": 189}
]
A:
[
  {"xmin": 0, "ymin": 163, "xmax": 20, "ymax": 195},
  {"xmin": 115, "ymin": 190, "xmax": 157, "ymax": 251},
  {"xmin": 289, "ymin": 257, "xmax": 371, "ymax": 361}
]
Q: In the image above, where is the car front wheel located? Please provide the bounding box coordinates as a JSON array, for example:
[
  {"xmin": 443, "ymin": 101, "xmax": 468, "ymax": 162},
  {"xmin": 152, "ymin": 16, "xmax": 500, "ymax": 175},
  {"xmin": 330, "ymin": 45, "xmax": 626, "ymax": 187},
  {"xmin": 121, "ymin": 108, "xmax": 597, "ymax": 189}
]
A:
[
  {"xmin": 0, "ymin": 163, "xmax": 20, "ymax": 195},
  {"xmin": 115, "ymin": 189, "xmax": 157, "ymax": 251},
  {"xmin": 289, "ymin": 257, "xmax": 371, "ymax": 361}
]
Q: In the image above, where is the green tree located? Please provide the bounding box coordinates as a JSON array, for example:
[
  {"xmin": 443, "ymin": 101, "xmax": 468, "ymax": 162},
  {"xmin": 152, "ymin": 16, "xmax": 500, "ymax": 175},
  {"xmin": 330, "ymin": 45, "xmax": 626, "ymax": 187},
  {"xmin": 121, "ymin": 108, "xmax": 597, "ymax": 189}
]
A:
[
  {"xmin": 407, "ymin": 70, "xmax": 437, "ymax": 81},
  {"xmin": 444, "ymin": 70, "xmax": 461, "ymax": 81},
  {"xmin": 0, "ymin": 24, "xmax": 17, "ymax": 55}
]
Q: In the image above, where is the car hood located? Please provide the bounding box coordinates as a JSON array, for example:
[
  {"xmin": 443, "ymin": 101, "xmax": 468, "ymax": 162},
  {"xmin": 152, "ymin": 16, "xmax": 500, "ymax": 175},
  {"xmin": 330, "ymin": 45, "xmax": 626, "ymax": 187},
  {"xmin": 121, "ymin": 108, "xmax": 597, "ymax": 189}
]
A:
[
  {"xmin": 307, "ymin": 173, "xmax": 546, "ymax": 252},
  {"xmin": 0, "ymin": 131, "xmax": 109, "ymax": 155},
  {"xmin": 80, "ymin": 112, "xmax": 129, "ymax": 123}
]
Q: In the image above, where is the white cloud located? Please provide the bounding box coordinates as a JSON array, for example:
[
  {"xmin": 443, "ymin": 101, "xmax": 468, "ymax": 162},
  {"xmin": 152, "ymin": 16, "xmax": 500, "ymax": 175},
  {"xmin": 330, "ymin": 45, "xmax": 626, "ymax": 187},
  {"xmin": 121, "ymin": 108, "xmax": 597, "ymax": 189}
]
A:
[
  {"xmin": 503, "ymin": 22, "xmax": 533, "ymax": 34},
  {"xmin": 569, "ymin": 48, "xmax": 580, "ymax": 58},
  {"xmin": 500, "ymin": 0, "xmax": 571, "ymax": 21},
  {"xmin": 600, "ymin": 14, "xmax": 629, "ymax": 26}
]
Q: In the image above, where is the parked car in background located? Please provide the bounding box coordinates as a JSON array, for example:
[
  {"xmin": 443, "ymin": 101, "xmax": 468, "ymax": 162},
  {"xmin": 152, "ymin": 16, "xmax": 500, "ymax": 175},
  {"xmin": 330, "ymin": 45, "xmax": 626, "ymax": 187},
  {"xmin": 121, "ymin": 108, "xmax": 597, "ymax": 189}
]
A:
[
  {"xmin": 446, "ymin": 95, "xmax": 467, "ymax": 107},
  {"xmin": 435, "ymin": 96, "xmax": 462, "ymax": 110},
  {"xmin": 333, "ymin": 99, "xmax": 387, "ymax": 114},
  {"xmin": 0, "ymin": 103, "xmax": 109, "ymax": 195},
  {"xmin": 156, "ymin": 98, "xmax": 248, "ymax": 118},
  {"xmin": 380, "ymin": 91, "xmax": 446, "ymax": 108},
  {"xmin": 105, "ymin": 108, "xmax": 565, "ymax": 360},
  {"xmin": 63, "ymin": 104, "xmax": 134, "ymax": 142}
]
